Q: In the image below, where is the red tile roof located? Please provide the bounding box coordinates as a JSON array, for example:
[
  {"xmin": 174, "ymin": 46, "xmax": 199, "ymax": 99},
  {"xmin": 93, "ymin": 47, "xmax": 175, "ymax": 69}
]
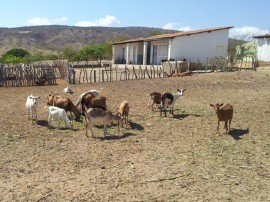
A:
[{"xmin": 113, "ymin": 26, "xmax": 234, "ymax": 45}]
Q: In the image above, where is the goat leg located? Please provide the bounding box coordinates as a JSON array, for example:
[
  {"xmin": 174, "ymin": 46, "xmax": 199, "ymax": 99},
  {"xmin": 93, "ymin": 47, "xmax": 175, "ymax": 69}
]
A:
[
  {"xmin": 224, "ymin": 121, "xmax": 228, "ymax": 133},
  {"xmin": 217, "ymin": 121, "xmax": 220, "ymax": 135},
  {"xmin": 104, "ymin": 124, "xmax": 108, "ymax": 136}
]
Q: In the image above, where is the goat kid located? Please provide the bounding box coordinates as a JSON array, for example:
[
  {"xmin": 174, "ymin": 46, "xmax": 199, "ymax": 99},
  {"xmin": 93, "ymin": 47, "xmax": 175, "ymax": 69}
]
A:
[
  {"xmin": 46, "ymin": 106, "xmax": 73, "ymax": 129},
  {"xmin": 210, "ymin": 103, "xmax": 233, "ymax": 134},
  {"xmin": 118, "ymin": 100, "xmax": 130, "ymax": 127},
  {"xmin": 84, "ymin": 107, "xmax": 124, "ymax": 137},
  {"xmin": 26, "ymin": 94, "xmax": 40, "ymax": 123},
  {"xmin": 160, "ymin": 89, "xmax": 186, "ymax": 117},
  {"xmin": 147, "ymin": 92, "xmax": 161, "ymax": 111}
]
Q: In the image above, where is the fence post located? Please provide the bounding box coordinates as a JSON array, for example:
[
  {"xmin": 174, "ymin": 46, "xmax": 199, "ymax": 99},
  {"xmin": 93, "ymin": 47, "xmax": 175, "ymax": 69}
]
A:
[
  {"xmin": 0, "ymin": 64, "xmax": 3, "ymax": 87},
  {"xmin": 110, "ymin": 65, "xmax": 112, "ymax": 81},
  {"xmin": 93, "ymin": 70, "xmax": 96, "ymax": 82}
]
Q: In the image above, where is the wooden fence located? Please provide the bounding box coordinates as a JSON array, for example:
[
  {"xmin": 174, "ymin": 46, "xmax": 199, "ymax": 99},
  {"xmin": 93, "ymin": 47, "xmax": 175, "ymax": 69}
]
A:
[
  {"xmin": 0, "ymin": 57, "xmax": 256, "ymax": 87},
  {"xmin": 0, "ymin": 64, "xmax": 60, "ymax": 87}
]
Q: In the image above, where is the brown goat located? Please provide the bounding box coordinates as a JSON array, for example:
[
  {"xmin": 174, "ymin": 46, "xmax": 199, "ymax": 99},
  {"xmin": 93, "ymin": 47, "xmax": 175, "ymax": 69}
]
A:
[
  {"xmin": 147, "ymin": 92, "xmax": 161, "ymax": 111},
  {"xmin": 210, "ymin": 103, "xmax": 233, "ymax": 134},
  {"xmin": 81, "ymin": 92, "xmax": 107, "ymax": 114},
  {"xmin": 47, "ymin": 93, "xmax": 80, "ymax": 121},
  {"xmin": 118, "ymin": 100, "xmax": 129, "ymax": 127},
  {"xmin": 84, "ymin": 107, "xmax": 123, "ymax": 137}
]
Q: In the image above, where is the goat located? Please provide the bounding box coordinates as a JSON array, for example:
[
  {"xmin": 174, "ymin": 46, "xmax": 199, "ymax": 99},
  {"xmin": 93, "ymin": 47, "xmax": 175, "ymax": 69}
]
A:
[
  {"xmin": 147, "ymin": 92, "xmax": 161, "ymax": 111},
  {"xmin": 46, "ymin": 106, "xmax": 73, "ymax": 129},
  {"xmin": 63, "ymin": 86, "xmax": 73, "ymax": 94},
  {"xmin": 47, "ymin": 93, "xmax": 80, "ymax": 121},
  {"xmin": 118, "ymin": 100, "xmax": 129, "ymax": 127},
  {"xmin": 26, "ymin": 94, "xmax": 40, "ymax": 123},
  {"xmin": 84, "ymin": 107, "xmax": 124, "ymax": 137},
  {"xmin": 81, "ymin": 92, "xmax": 107, "ymax": 114},
  {"xmin": 210, "ymin": 103, "xmax": 233, "ymax": 134},
  {"xmin": 75, "ymin": 89, "xmax": 101, "ymax": 108},
  {"xmin": 160, "ymin": 89, "xmax": 186, "ymax": 117}
]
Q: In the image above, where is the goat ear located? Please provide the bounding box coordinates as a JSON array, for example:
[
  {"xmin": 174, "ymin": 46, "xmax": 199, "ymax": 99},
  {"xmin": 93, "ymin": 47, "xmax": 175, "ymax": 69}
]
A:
[
  {"xmin": 220, "ymin": 103, "xmax": 223, "ymax": 106},
  {"xmin": 183, "ymin": 89, "xmax": 186, "ymax": 92},
  {"xmin": 210, "ymin": 104, "xmax": 214, "ymax": 107}
]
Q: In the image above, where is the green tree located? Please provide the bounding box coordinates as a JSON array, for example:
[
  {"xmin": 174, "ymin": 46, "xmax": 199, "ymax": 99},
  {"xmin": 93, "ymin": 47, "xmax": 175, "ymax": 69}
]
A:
[
  {"xmin": 79, "ymin": 43, "xmax": 112, "ymax": 65},
  {"xmin": 61, "ymin": 47, "xmax": 78, "ymax": 62},
  {"xmin": 148, "ymin": 30, "xmax": 163, "ymax": 36},
  {"xmin": 5, "ymin": 48, "xmax": 29, "ymax": 58},
  {"xmin": 1, "ymin": 48, "xmax": 30, "ymax": 64}
]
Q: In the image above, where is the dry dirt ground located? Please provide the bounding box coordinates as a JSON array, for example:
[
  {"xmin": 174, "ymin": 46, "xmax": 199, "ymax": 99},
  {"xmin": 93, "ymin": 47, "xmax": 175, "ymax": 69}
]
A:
[{"xmin": 0, "ymin": 69, "xmax": 270, "ymax": 201}]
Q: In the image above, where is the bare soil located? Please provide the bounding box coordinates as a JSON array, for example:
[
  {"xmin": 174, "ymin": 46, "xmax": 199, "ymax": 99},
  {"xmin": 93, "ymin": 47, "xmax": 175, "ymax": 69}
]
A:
[{"xmin": 0, "ymin": 70, "xmax": 270, "ymax": 201}]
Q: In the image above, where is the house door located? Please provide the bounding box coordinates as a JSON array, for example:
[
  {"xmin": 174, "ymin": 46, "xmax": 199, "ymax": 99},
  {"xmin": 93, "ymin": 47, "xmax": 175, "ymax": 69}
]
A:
[{"xmin": 153, "ymin": 46, "xmax": 158, "ymax": 65}]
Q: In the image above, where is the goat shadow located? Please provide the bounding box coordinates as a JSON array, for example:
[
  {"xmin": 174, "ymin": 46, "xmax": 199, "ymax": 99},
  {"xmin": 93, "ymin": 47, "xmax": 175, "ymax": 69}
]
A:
[
  {"xmin": 129, "ymin": 121, "xmax": 144, "ymax": 131},
  {"xmin": 96, "ymin": 132, "xmax": 136, "ymax": 141},
  {"xmin": 170, "ymin": 112, "xmax": 201, "ymax": 120},
  {"xmin": 36, "ymin": 120, "xmax": 79, "ymax": 131},
  {"xmin": 36, "ymin": 120, "xmax": 48, "ymax": 127},
  {"xmin": 158, "ymin": 109, "xmax": 201, "ymax": 120},
  {"xmin": 229, "ymin": 128, "xmax": 249, "ymax": 140}
]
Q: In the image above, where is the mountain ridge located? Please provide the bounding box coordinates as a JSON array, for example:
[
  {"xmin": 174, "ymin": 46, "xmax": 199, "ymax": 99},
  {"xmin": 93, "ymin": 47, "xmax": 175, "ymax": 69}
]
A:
[{"xmin": 0, "ymin": 25, "xmax": 173, "ymax": 54}]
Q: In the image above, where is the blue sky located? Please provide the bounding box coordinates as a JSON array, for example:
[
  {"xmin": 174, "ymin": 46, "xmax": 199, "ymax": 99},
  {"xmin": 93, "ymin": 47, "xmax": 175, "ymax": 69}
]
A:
[{"xmin": 0, "ymin": 0, "xmax": 269, "ymax": 39}]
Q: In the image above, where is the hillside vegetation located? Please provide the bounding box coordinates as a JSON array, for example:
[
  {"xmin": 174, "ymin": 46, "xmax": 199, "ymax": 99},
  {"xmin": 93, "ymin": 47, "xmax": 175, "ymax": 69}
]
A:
[{"xmin": 0, "ymin": 25, "xmax": 171, "ymax": 54}]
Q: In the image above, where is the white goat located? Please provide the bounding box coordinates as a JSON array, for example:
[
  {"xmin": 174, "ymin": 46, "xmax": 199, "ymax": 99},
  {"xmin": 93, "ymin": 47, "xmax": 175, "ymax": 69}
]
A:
[
  {"xmin": 84, "ymin": 107, "xmax": 123, "ymax": 137},
  {"xmin": 118, "ymin": 100, "xmax": 130, "ymax": 127},
  {"xmin": 63, "ymin": 86, "xmax": 73, "ymax": 94},
  {"xmin": 160, "ymin": 89, "xmax": 186, "ymax": 117},
  {"xmin": 75, "ymin": 89, "xmax": 102, "ymax": 107},
  {"xmin": 26, "ymin": 94, "xmax": 40, "ymax": 123},
  {"xmin": 46, "ymin": 106, "xmax": 73, "ymax": 129}
]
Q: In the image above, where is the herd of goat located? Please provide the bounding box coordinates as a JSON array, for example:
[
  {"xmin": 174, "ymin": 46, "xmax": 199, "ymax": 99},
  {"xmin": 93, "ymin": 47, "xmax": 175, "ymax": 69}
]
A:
[{"xmin": 25, "ymin": 85, "xmax": 234, "ymax": 137}]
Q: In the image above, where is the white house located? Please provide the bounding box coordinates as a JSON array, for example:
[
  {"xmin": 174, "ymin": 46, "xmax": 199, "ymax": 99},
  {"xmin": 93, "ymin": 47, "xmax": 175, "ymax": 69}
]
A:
[
  {"xmin": 253, "ymin": 34, "xmax": 270, "ymax": 62},
  {"xmin": 112, "ymin": 26, "xmax": 233, "ymax": 66}
]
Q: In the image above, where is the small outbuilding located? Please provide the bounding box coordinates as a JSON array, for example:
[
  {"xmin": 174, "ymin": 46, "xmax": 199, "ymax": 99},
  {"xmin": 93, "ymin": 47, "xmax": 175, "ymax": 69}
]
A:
[
  {"xmin": 112, "ymin": 26, "xmax": 233, "ymax": 66},
  {"xmin": 253, "ymin": 34, "xmax": 270, "ymax": 62}
]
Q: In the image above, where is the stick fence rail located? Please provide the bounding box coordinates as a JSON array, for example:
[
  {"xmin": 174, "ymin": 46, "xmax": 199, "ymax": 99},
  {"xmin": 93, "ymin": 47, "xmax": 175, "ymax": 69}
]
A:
[{"xmin": 0, "ymin": 57, "xmax": 256, "ymax": 87}]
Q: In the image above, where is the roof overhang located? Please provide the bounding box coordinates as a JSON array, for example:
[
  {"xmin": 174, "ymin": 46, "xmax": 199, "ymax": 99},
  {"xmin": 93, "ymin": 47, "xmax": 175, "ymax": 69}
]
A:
[{"xmin": 113, "ymin": 26, "xmax": 234, "ymax": 45}]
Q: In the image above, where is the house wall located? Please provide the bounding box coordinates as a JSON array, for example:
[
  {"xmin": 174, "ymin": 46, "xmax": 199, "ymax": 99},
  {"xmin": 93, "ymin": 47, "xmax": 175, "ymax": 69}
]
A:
[
  {"xmin": 113, "ymin": 44, "xmax": 126, "ymax": 63},
  {"xmin": 113, "ymin": 42, "xmax": 144, "ymax": 64},
  {"xmin": 256, "ymin": 38, "xmax": 270, "ymax": 62},
  {"xmin": 150, "ymin": 39, "xmax": 169, "ymax": 64},
  {"xmin": 170, "ymin": 29, "xmax": 230, "ymax": 64},
  {"xmin": 113, "ymin": 29, "xmax": 230, "ymax": 65}
]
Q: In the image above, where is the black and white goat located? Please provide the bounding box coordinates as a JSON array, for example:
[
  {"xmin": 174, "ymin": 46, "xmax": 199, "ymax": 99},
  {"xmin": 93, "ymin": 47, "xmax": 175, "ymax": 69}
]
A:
[{"xmin": 160, "ymin": 89, "xmax": 186, "ymax": 117}]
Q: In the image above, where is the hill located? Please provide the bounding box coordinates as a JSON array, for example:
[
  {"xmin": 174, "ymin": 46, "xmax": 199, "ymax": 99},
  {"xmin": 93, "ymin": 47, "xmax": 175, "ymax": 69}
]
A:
[{"xmin": 0, "ymin": 25, "xmax": 172, "ymax": 55}]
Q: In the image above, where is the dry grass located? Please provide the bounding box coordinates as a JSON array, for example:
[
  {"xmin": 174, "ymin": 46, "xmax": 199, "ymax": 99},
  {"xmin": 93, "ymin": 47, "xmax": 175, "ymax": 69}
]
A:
[{"xmin": 0, "ymin": 70, "xmax": 269, "ymax": 201}]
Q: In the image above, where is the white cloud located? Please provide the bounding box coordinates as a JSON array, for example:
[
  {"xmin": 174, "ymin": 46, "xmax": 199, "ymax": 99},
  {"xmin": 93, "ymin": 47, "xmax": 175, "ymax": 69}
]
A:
[
  {"xmin": 162, "ymin": 22, "xmax": 192, "ymax": 31},
  {"xmin": 230, "ymin": 26, "xmax": 269, "ymax": 40},
  {"xmin": 75, "ymin": 15, "xmax": 120, "ymax": 27},
  {"xmin": 27, "ymin": 17, "xmax": 68, "ymax": 26}
]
